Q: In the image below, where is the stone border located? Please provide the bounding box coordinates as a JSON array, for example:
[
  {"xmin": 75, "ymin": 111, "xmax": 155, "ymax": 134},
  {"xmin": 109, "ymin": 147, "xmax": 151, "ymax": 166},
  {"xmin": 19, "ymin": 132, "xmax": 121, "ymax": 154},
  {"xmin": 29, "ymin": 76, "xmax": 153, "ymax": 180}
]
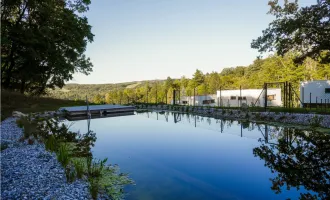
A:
[{"xmin": 135, "ymin": 105, "xmax": 330, "ymax": 129}]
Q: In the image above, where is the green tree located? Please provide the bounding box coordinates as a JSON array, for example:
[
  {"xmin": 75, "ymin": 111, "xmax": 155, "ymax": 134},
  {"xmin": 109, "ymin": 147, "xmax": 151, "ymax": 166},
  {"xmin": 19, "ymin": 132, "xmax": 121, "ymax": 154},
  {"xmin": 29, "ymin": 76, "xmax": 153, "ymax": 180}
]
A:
[
  {"xmin": 1, "ymin": 0, "xmax": 94, "ymax": 94},
  {"xmin": 93, "ymin": 94, "xmax": 103, "ymax": 104},
  {"xmin": 251, "ymin": 0, "xmax": 330, "ymax": 63},
  {"xmin": 192, "ymin": 69, "xmax": 204, "ymax": 88}
]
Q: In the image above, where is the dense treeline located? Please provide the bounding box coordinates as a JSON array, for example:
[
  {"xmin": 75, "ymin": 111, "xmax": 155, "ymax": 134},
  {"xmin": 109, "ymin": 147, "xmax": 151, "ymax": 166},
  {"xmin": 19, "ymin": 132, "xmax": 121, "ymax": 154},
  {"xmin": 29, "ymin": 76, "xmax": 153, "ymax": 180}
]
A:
[
  {"xmin": 1, "ymin": 0, "xmax": 93, "ymax": 95},
  {"xmin": 47, "ymin": 53, "xmax": 330, "ymax": 104}
]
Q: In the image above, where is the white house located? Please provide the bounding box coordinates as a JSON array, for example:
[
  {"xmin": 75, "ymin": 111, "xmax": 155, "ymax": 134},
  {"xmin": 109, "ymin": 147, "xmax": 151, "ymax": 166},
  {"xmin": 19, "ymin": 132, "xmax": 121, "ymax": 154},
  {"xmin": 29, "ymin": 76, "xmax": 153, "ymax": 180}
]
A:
[
  {"xmin": 300, "ymin": 80, "xmax": 330, "ymax": 107},
  {"xmin": 216, "ymin": 88, "xmax": 282, "ymax": 107}
]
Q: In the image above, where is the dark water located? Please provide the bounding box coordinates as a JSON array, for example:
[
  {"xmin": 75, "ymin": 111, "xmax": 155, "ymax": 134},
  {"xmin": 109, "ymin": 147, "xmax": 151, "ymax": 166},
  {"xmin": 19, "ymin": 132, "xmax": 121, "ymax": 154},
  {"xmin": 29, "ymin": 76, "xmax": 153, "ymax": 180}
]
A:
[{"xmin": 68, "ymin": 111, "xmax": 330, "ymax": 200}]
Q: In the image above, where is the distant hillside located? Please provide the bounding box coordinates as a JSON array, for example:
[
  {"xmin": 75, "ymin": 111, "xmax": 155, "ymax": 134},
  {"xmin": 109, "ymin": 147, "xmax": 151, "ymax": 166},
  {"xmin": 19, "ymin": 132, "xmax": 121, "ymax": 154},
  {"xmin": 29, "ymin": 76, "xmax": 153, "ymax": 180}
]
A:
[{"xmin": 46, "ymin": 79, "xmax": 167, "ymax": 101}]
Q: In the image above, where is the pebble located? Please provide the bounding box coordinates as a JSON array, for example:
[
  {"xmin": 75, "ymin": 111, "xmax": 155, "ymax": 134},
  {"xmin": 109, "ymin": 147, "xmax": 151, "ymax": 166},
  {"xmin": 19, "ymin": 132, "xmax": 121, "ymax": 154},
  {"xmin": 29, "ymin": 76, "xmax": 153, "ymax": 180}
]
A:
[{"xmin": 0, "ymin": 117, "xmax": 93, "ymax": 199}]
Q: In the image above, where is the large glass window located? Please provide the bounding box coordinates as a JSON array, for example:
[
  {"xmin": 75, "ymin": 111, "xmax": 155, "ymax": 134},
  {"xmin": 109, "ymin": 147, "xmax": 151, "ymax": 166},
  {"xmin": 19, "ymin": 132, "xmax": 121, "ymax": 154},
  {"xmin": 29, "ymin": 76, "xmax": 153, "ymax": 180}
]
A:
[
  {"xmin": 325, "ymin": 88, "xmax": 330, "ymax": 93},
  {"xmin": 202, "ymin": 99, "xmax": 215, "ymax": 104}
]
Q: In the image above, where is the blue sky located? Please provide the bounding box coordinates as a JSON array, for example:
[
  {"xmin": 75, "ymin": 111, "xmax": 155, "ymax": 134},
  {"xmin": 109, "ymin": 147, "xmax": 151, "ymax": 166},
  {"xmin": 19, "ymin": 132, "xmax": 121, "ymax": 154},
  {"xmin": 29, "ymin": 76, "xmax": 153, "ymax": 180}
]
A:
[{"xmin": 72, "ymin": 0, "xmax": 314, "ymax": 84}]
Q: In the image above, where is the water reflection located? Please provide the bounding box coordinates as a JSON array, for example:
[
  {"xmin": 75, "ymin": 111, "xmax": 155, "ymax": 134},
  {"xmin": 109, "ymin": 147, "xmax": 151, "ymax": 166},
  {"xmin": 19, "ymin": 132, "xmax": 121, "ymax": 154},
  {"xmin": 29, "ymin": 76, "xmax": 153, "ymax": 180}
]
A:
[
  {"xmin": 136, "ymin": 111, "xmax": 330, "ymax": 199},
  {"xmin": 253, "ymin": 128, "xmax": 330, "ymax": 199},
  {"xmin": 136, "ymin": 111, "xmax": 284, "ymax": 143}
]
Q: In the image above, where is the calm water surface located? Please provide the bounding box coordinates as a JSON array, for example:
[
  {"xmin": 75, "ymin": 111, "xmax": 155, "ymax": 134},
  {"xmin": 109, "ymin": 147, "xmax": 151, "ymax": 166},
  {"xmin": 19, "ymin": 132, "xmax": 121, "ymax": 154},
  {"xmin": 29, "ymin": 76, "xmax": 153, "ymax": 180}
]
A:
[{"xmin": 68, "ymin": 111, "xmax": 329, "ymax": 200}]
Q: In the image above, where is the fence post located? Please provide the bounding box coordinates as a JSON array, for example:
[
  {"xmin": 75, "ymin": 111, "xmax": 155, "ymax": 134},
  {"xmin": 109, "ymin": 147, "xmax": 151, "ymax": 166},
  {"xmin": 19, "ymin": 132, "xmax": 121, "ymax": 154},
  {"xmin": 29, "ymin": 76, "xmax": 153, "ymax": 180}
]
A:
[
  {"xmin": 310, "ymin": 92, "xmax": 312, "ymax": 110},
  {"xmin": 321, "ymin": 99, "xmax": 323, "ymax": 111},
  {"xmin": 193, "ymin": 88, "xmax": 196, "ymax": 107},
  {"xmin": 284, "ymin": 82, "xmax": 286, "ymax": 108},
  {"xmin": 264, "ymin": 83, "xmax": 267, "ymax": 111},
  {"xmin": 240, "ymin": 85, "xmax": 242, "ymax": 108},
  {"xmin": 220, "ymin": 87, "xmax": 222, "ymax": 108}
]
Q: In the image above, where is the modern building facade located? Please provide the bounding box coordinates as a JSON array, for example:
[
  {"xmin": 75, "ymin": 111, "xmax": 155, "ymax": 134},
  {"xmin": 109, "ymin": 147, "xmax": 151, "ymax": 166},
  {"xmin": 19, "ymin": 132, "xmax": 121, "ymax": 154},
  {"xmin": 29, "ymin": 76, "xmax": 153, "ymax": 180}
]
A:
[
  {"xmin": 300, "ymin": 80, "xmax": 330, "ymax": 107},
  {"xmin": 179, "ymin": 88, "xmax": 282, "ymax": 107},
  {"xmin": 216, "ymin": 88, "xmax": 282, "ymax": 107}
]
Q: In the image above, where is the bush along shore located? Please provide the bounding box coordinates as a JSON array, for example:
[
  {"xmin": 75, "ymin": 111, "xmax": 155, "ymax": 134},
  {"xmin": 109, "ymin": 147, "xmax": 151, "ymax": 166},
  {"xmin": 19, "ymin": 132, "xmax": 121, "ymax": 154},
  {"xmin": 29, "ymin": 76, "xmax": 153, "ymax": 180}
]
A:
[
  {"xmin": 1, "ymin": 113, "xmax": 134, "ymax": 200},
  {"xmin": 135, "ymin": 104, "xmax": 330, "ymax": 129}
]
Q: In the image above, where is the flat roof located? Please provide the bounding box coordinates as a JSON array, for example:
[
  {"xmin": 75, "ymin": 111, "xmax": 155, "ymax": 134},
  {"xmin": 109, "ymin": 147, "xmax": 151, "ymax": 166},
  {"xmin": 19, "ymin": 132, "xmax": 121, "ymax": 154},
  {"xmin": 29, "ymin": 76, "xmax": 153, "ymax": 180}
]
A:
[{"xmin": 59, "ymin": 104, "xmax": 135, "ymax": 112}]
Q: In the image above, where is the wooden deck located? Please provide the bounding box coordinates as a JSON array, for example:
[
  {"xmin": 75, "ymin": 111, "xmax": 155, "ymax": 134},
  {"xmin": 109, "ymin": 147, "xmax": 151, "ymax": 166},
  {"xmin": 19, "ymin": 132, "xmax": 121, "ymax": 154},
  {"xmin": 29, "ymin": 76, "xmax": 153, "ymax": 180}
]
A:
[
  {"xmin": 59, "ymin": 104, "xmax": 136, "ymax": 117},
  {"xmin": 66, "ymin": 111, "xmax": 135, "ymax": 121}
]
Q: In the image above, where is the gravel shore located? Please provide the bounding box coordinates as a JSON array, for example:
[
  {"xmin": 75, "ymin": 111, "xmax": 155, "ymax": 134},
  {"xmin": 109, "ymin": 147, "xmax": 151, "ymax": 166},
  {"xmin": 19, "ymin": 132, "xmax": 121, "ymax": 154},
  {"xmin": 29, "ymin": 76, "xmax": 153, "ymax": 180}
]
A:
[{"xmin": 1, "ymin": 117, "xmax": 91, "ymax": 200}]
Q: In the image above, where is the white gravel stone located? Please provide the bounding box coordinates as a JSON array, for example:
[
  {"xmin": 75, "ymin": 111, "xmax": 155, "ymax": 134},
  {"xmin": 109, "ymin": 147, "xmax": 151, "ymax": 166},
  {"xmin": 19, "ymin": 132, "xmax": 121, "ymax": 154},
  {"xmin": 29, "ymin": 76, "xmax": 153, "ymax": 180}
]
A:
[{"xmin": 0, "ymin": 117, "xmax": 95, "ymax": 199}]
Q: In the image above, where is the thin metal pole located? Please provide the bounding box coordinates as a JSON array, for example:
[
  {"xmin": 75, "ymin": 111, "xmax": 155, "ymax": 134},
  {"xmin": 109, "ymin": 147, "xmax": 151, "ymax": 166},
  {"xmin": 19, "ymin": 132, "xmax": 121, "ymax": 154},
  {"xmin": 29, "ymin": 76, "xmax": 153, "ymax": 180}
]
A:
[
  {"xmin": 264, "ymin": 83, "xmax": 267, "ymax": 111},
  {"xmin": 289, "ymin": 83, "xmax": 291, "ymax": 109},
  {"xmin": 240, "ymin": 85, "xmax": 242, "ymax": 108},
  {"xmin": 310, "ymin": 92, "xmax": 312, "ymax": 110},
  {"xmin": 220, "ymin": 87, "xmax": 222, "ymax": 108},
  {"xmin": 194, "ymin": 88, "xmax": 196, "ymax": 107}
]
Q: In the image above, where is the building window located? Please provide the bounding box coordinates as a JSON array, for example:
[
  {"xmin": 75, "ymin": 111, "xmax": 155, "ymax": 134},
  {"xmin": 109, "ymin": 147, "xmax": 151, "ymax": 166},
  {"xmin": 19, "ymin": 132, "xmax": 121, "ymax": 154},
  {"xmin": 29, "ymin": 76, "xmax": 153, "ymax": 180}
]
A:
[
  {"xmin": 238, "ymin": 96, "xmax": 246, "ymax": 100},
  {"xmin": 230, "ymin": 96, "xmax": 236, "ymax": 100},
  {"xmin": 182, "ymin": 101, "xmax": 188, "ymax": 104},
  {"xmin": 243, "ymin": 96, "xmax": 247, "ymax": 100},
  {"xmin": 267, "ymin": 95, "xmax": 276, "ymax": 100},
  {"xmin": 202, "ymin": 99, "xmax": 215, "ymax": 104},
  {"xmin": 325, "ymin": 88, "xmax": 330, "ymax": 93}
]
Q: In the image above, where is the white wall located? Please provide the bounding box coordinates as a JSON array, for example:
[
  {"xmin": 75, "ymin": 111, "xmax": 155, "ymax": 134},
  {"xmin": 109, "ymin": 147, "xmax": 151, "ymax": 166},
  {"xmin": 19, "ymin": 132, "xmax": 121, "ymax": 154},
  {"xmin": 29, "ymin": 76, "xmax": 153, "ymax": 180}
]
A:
[
  {"xmin": 216, "ymin": 88, "xmax": 282, "ymax": 107},
  {"xmin": 300, "ymin": 80, "xmax": 330, "ymax": 105}
]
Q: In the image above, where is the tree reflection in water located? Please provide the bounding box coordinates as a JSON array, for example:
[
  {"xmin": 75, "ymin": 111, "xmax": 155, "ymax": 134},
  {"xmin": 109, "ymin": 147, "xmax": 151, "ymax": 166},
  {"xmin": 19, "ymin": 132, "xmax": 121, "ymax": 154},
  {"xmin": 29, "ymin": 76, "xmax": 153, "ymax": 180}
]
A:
[{"xmin": 253, "ymin": 128, "xmax": 330, "ymax": 199}]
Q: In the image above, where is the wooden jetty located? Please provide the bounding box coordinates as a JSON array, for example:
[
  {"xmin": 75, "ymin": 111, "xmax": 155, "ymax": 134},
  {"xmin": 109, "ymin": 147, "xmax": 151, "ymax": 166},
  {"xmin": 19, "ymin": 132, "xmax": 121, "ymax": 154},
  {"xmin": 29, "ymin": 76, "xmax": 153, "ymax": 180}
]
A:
[
  {"xmin": 66, "ymin": 111, "xmax": 135, "ymax": 121},
  {"xmin": 59, "ymin": 104, "xmax": 136, "ymax": 117}
]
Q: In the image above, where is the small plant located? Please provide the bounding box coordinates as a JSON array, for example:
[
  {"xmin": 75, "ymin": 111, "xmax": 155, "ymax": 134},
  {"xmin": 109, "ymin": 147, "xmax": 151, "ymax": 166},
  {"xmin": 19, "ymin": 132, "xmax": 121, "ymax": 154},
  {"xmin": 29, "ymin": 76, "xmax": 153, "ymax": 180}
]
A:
[
  {"xmin": 57, "ymin": 144, "xmax": 70, "ymax": 167},
  {"xmin": 45, "ymin": 135, "xmax": 57, "ymax": 152},
  {"xmin": 87, "ymin": 156, "xmax": 107, "ymax": 178},
  {"xmin": 89, "ymin": 178, "xmax": 100, "ymax": 200},
  {"xmin": 73, "ymin": 159, "xmax": 85, "ymax": 179},
  {"xmin": 65, "ymin": 165, "xmax": 76, "ymax": 183}
]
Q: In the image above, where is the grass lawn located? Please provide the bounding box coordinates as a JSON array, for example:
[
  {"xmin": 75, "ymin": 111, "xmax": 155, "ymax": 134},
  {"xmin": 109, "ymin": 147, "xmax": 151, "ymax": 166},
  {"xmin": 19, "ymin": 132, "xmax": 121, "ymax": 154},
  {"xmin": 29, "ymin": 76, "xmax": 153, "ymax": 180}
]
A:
[{"xmin": 1, "ymin": 90, "xmax": 87, "ymax": 120}]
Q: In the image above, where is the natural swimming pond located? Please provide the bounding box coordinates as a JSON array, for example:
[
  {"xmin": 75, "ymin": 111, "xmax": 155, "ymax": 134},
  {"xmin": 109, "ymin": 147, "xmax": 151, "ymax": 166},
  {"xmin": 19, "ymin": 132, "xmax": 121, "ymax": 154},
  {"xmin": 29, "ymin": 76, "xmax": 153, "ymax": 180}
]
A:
[{"xmin": 68, "ymin": 111, "xmax": 330, "ymax": 200}]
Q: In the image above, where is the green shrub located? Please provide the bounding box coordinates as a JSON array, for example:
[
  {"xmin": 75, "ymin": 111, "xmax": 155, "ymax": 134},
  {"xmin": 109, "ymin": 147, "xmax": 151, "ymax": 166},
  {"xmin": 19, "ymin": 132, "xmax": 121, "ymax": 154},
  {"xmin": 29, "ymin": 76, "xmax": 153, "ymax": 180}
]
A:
[
  {"xmin": 73, "ymin": 159, "xmax": 85, "ymax": 179},
  {"xmin": 57, "ymin": 144, "xmax": 70, "ymax": 167},
  {"xmin": 45, "ymin": 135, "xmax": 57, "ymax": 152},
  {"xmin": 65, "ymin": 165, "xmax": 76, "ymax": 183},
  {"xmin": 87, "ymin": 156, "xmax": 107, "ymax": 178},
  {"xmin": 89, "ymin": 178, "xmax": 99, "ymax": 200}
]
